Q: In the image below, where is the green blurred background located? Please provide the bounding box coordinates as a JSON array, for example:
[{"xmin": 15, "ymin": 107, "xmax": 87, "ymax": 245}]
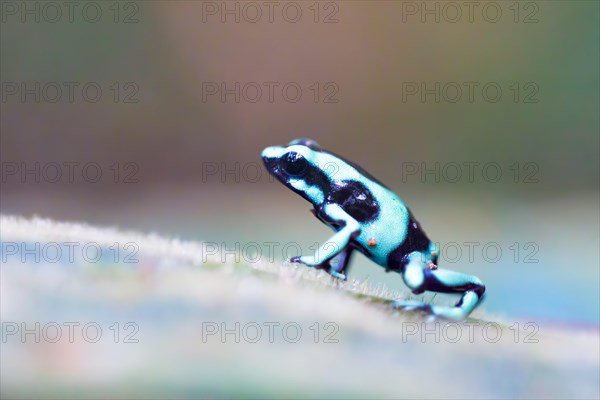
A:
[{"xmin": 1, "ymin": 1, "xmax": 598, "ymax": 324}]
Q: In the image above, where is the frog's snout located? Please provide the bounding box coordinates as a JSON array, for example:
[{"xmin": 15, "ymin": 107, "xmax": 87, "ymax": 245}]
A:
[
  {"xmin": 261, "ymin": 146, "xmax": 285, "ymax": 171},
  {"xmin": 261, "ymin": 146, "xmax": 283, "ymax": 159},
  {"xmin": 262, "ymin": 153, "xmax": 277, "ymax": 172},
  {"xmin": 261, "ymin": 146, "xmax": 279, "ymax": 173},
  {"xmin": 261, "ymin": 148, "xmax": 272, "ymax": 160}
]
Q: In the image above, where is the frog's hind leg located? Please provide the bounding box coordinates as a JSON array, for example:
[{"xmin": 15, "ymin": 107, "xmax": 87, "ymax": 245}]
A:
[{"xmin": 393, "ymin": 254, "xmax": 485, "ymax": 320}]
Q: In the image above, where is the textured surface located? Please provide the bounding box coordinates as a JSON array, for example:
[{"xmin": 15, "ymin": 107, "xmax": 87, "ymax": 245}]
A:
[{"xmin": 1, "ymin": 215, "xmax": 598, "ymax": 399}]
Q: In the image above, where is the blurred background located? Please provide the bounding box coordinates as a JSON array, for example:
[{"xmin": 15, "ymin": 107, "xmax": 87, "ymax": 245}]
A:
[{"xmin": 1, "ymin": 0, "xmax": 598, "ymax": 328}]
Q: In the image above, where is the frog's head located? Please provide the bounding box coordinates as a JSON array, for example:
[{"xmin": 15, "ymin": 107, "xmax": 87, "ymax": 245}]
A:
[{"xmin": 262, "ymin": 138, "xmax": 329, "ymax": 204}]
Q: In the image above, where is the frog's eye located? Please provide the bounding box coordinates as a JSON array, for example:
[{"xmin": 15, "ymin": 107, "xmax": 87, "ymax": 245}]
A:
[{"xmin": 281, "ymin": 152, "xmax": 308, "ymax": 177}]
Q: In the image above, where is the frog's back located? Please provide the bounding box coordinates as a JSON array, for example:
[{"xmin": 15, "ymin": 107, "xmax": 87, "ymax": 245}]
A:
[{"xmin": 321, "ymin": 151, "xmax": 432, "ymax": 269}]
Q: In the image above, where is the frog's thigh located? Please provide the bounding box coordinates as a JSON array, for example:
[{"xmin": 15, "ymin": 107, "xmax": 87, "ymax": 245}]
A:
[{"xmin": 401, "ymin": 261, "xmax": 425, "ymax": 292}]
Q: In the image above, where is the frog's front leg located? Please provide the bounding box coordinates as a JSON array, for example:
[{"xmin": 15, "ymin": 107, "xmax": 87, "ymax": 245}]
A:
[
  {"xmin": 328, "ymin": 246, "xmax": 355, "ymax": 280},
  {"xmin": 290, "ymin": 203, "xmax": 360, "ymax": 278},
  {"xmin": 393, "ymin": 253, "xmax": 485, "ymax": 320}
]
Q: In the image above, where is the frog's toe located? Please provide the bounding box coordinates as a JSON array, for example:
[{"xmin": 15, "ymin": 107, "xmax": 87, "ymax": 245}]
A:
[
  {"xmin": 391, "ymin": 300, "xmax": 421, "ymax": 309},
  {"xmin": 289, "ymin": 256, "xmax": 320, "ymax": 267},
  {"xmin": 392, "ymin": 301, "xmax": 470, "ymax": 320},
  {"xmin": 392, "ymin": 300, "xmax": 433, "ymax": 313},
  {"xmin": 329, "ymin": 270, "xmax": 347, "ymax": 280}
]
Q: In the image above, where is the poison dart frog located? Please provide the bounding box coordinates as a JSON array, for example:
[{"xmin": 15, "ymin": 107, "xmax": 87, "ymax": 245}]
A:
[{"xmin": 262, "ymin": 138, "xmax": 485, "ymax": 320}]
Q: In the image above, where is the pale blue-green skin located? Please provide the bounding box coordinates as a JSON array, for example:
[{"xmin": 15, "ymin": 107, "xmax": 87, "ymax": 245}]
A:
[
  {"xmin": 262, "ymin": 140, "xmax": 485, "ymax": 320},
  {"xmin": 263, "ymin": 143, "xmax": 420, "ymax": 267}
]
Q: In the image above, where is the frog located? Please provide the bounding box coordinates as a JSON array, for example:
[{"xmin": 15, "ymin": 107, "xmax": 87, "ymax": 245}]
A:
[{"xmin": 261, "ymin": 138, "xmax": 485, "ymax": 320}]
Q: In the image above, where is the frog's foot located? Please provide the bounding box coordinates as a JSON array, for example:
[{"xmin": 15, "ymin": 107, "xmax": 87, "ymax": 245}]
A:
[
  {"xmin": 391, "ymin": 300, "xmax": 433, "ymax": 313},
  {"xmin": 392, "ymin": 299, "xmax": 479, "ymax": 321},
  {"xmin": 329, "ymin": 270, "xmax": 347, "ymax": 280},
  {"xmin": 289, "ymin": 256, "xmax": 347, "ymax": 280},
  {"xmin": 428, "ymin": 292, "xmax": 481, "ymax": 320},
  {"xmin": 398, "ymin": 253, "xmax": 486, "ymax": 320},
  {"xmin": 289, "ymin": 255, "xmax": 330, "ymax": 270},
  {"xmin": 289, "ymin": 255, "xmax": 323, "ymax": 267}
]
